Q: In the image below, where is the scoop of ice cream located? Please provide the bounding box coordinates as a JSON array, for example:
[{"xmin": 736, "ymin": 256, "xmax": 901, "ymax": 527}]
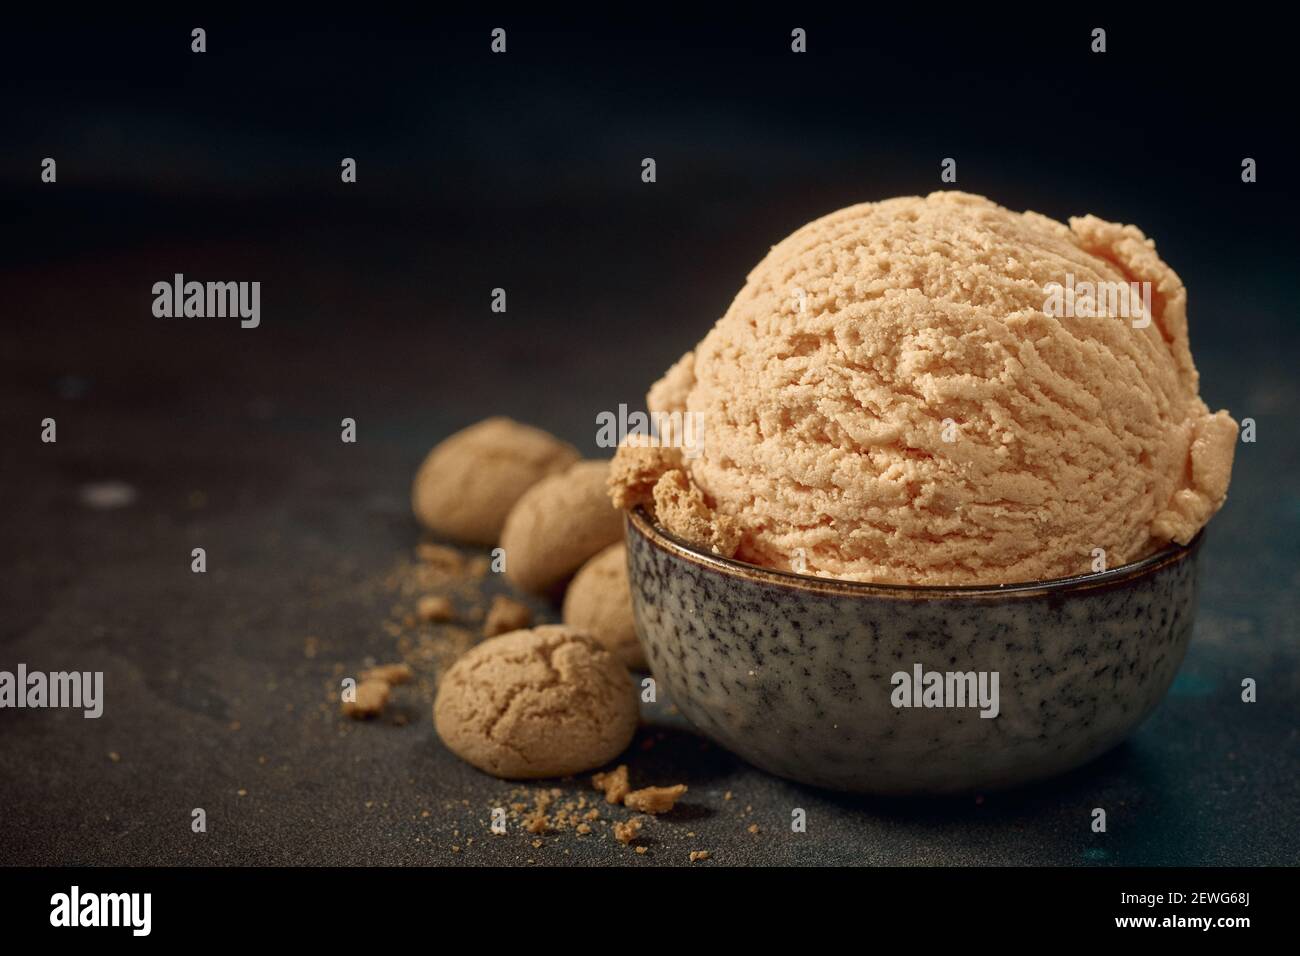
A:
[{"xmin": 613, "ymin": 191, "xmax": 1236, "ymax": 585}]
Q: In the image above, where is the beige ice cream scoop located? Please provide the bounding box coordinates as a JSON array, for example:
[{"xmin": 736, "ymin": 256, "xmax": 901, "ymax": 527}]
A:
[{"xmin": 613, "ymin": 191, "xmax": 1237, "ymax": 586}]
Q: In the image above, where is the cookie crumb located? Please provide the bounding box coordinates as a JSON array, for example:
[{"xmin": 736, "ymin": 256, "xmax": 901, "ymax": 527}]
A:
[
  {"xmin": 360, "ymin": 662, "xmax": 414, "ymax": 685},
  {"xmin": 747, "ymin": 824, "xmax": 760, "ymax": 834},
  {"xmin": 688, "ymin": 850, "xmax": 711, "ymax": 863},
  {"xmin": 416, "ymin": 542, "xmax": 464, "ymax": 571},
  {"xmin": 342, "ymin": 678, "xmax": 390, "ymax": 718},
  {"xmin": 651, "ymin": 470, "xmax": 741, "ymax": 557},
  {"xmin": 483, "ymin": 595, "xmax": 532, "ymax": 637},
  {"xmin": 635, "ymin": 846, "xmax": 648, "ymax": 855},
  {"xmin": 607, "ymin": 440, "xmax": 682, "ymax": 510},
  {"xmin": 624, "ymin": 784, "xmax": 687, "ymax": 815},
  {"xmin": 592, "ymin": 765, "xmax": 630, "ymax": 805},
  {"xmin": 416, "ymin": 595, "xmax": 456, "ymax": 622},
  {"xmin": 613, "ymin": 817, "xmax": 643, "ymax": 845}
]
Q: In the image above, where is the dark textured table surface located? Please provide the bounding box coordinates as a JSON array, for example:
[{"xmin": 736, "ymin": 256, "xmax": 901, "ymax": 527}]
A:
[
  {"xmin": 2, "ymin": 282, "xmax": 1296, "ymax": 866},
  {"xmin": 2, "ymin": 16, "xmax": 1297, "ymax": 866}
]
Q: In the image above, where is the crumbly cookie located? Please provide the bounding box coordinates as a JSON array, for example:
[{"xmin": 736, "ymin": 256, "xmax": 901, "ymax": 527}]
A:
[
  {"xmin": 500, "ymin": 460, "xmax": 625, "ymax": 594},
  {"xmin": 433, "ymin": 625, "xmax": 637, "ymax": 779},
  {"xmin": 411, "ymin": 417, "xmax": 579, "ymax": 546},
  {"xmin": 607, "ymin": 438, "xmax": 682, "ymax": 510},
  {"xmin": 562, "ymin": 543, "xmax": 645, "ymax": 670},
  {"xmin": 651, "ymin": 469, "xmax": 741, "ymax": 558}
]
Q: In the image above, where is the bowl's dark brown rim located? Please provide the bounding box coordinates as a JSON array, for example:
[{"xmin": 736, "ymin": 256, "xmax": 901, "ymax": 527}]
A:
[{"xmin": 626, "ymin": 507, "xmax": 1203, "ymax": 600}]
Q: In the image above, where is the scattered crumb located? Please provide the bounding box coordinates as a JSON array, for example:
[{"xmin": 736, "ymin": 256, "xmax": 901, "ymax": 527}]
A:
[
  {"xmin": 519, "ymin": 788, "xmax": 557, "ymax": 834},
  {"xmin": 747, "ymin": 824, "xmax": 760, "ymax": 835},
  {"xmin": 723, "ymin": 791, "xmax": 733, "ymax": 801},
  {"xmin": 107, "ymin": 751, "xmax": 121, "ymax": 763},
  {"xmin": 592, "ymin": 765, "xmax": 630, "ymax": 805},
  {"xmin": 416, "ymin": 595, "xmax": 456, "ymax": 622},
  {"xmin": 624, "ymin": 784, "xmax": 687, "ymax": 815},
  {"xmin": 531, "ymin": 839, "xmax": 543, "ymax": 849},
  {"xmin": 360, "ymin": 662, "xmax": 414, "ymax": 685},
  {"xmin": 613, "ymin": 817, "xmax": 643, "ymax": 846},
  {"xmin": 635, "ymin": 846, "xmax": 648, "ymax": 855},
  {"xmin": 576, "ymin": 823, "xmax": 592, "ymax": 835},
  {"xmin": 483, "ymin": 595, "xmax": 532, "ymax": 637},
  {"xmin": 341, "ymin": 678, "xmax": 390, "ymax": 718},
  {"xmin": 689, "ymin": 850, "xmax": 711, "ymax": 863},
  {"xmin": 416, "ymin": 542, "xmax": 464, "ymax": 571},
  {"xmin": 237, "ymin": 789, "xmax": 248, "ymax": 798}
]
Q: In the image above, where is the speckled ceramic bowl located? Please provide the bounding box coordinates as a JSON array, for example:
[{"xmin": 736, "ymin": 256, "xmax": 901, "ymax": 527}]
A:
[{"xmin": 625, "ymin": 508, "xmax": 1202, "ymax": 794}]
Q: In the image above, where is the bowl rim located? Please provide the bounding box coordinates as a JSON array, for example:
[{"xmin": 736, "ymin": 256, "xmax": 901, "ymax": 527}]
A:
[{"xmin": 626, "ymin": 507, "xmax": 1203, "ymax": 600}]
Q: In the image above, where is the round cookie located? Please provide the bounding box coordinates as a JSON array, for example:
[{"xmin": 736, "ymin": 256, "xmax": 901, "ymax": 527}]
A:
[
  {"xmin": 411, "ymin": 417, "xmax": 579, "ymax": 546},
  {"xmin": 433, "ymin": 625, "xmax": 637, "ymax": 779},
  {"xmin": 563, "ymin": 543, "xmax": 646, "ymax": 671},
  {"xmin": 500, "ymin": 460, "xmax": 624, "ymax": 593}
]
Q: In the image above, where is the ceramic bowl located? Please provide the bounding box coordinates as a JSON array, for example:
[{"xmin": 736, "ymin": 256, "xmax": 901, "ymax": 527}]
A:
[{"xmin": 624, "ymin": 508, "xmax": 1202, "ymax": 795}]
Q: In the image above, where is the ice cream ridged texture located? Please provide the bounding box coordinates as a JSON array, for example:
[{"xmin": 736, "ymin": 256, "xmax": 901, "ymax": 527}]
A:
[{"xmin": 639, "ymin": 191, "xmax": 1237, "ymax": 585}]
